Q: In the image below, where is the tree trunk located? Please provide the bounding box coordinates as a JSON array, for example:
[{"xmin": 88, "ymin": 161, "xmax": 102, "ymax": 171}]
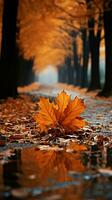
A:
[
  {"xmin": 67, "ymin": 65, "xmax": 74, "ymax": 85},
  {"xmin": 81, "ymin": 28, "xmax": 89, "ymax": 88},
  {"xmin": 58, "ymin": 67, "xmax": 63, "ymax": 82},
  {"xmin": 66, "ymin": 56, "xmax": 74, "ymax": 84},
  {"xmin": 98, "ymin": 4, "xmax": 112, "ymax": 97},
  {"xmin": 88, "ymin": 18, "xmax": 101, "ymax": 91},
  {"xmin": 18, "ymin": 57, "xmax": 34, "ymax": 86},
  {"xmin": 73, "ymin": 41, "xmax": 81, "ymax": 86},
  {"xmin": 0, "ymin": 0, "xmax": 19, "ymax": 99},
  {"xmin": 58, "ymin": 65, "xmax": 67, "ymax": 83}
]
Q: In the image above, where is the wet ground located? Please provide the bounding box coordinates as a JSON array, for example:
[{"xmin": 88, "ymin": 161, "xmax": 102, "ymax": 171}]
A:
[
  {"xmin": 0, "ymin": 144, "xmax": 112, "ymax": 200},
  {"xmin": 0, "ymin": 84, "xmax": 112, "ymax": 200}
]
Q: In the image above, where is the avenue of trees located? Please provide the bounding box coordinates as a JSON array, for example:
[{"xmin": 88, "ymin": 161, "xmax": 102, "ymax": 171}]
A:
[{"xmin": 0, "ymin": 0, "xmax": 112, "ymax": 98}]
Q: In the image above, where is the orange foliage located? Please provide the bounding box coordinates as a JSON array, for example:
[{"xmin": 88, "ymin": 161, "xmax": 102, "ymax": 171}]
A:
[
  {"xmin": 18, "ymin": 0, "xmax": 74, "ymax": 72},
  {"xmin": 18, "ymin": 0, "xmax": 88, "ymax": 72},
  {"xmin": 35, "ymin": 98, "xmax": 57, "ymax": 132},
  {"xmin": 0, "ymin": 0, "xmax": 87, "ymax": 71},
  {"xmin": 34, "ymin": 91, "xmax": 86, "ymax": 132},
  {"xmin": 0, "ymin": 0, "xmax": 104, "ymax": 72}
]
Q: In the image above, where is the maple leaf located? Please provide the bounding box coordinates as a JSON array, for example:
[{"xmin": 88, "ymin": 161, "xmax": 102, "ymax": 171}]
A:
[
  {"xmin": 34, "ymin": 98, "xmax": 57, "ymax": 132},
  {"xmin": 61, "ymin": 96, "xmax": 86, "ymax": 131},
  {"xmin": 54, "ymin": 91, "xmax": 70, "ymax": 121},
  {"xmin": 34, "ymin": 91, "xmax": 86, "ymax": 133}
]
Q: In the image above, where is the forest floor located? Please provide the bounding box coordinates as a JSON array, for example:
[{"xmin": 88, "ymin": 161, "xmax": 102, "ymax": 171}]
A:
[{"xmin": 0, "ymin": 83, "xmax": 112, "ymax": 200}]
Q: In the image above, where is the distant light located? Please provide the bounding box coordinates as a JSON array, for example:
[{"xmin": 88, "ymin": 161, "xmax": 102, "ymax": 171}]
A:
[{"xmin": 38, "ymin": 65, "xmax": 58, "ymax": 85}]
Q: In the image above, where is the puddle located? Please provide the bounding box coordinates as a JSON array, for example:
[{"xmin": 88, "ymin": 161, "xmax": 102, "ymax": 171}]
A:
[{"xmin": 0, "ymin": 145, "xmax": 112, "ymax": 199}]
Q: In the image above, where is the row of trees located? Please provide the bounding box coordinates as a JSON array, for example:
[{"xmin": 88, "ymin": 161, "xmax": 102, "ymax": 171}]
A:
[
  {"xmin": 0, "ymin": 0, "xmax": 112, "ymax": 98},
  {"xmin": 58, "ymin": 0, "xmax": 112, "ymax": 97}
]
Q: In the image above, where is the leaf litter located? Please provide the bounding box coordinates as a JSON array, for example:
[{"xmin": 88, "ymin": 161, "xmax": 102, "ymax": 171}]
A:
[
  {"xmin": 0, "ymin": 90, "xmax": 111, "ymax": 150},
  {"xmin": 0, "ymin": 87, "xmax": 112, "ymax": 199}
]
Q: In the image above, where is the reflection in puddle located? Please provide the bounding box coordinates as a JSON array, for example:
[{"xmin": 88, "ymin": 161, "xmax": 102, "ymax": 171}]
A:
[{"xmin": 0, "ymin": 145, "xmax": 112, "ymax": 199}]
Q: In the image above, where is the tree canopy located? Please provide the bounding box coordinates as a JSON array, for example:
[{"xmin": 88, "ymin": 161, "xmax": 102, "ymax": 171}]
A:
[
  {"xmin": 0, "ymin": 0, "xmax": 87, "ymax": 71},
  {"xmin": 0, "ymin": 0, "xmax": 112, "ymax": 97}
]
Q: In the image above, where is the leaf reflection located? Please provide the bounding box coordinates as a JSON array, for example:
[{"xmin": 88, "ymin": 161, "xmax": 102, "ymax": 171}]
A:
[{"xmin": 21, "ymin": 145, "xmax": 86, "ymax": 186}]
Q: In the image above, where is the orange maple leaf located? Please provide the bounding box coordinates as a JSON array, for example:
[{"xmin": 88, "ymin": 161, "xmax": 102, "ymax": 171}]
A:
[
  {"xmin": 34, "ymin": 91, "xmax": 86, "ymax": 133},
  {"xmin": 61, "ymin": 96, "xmax": 86, "ymax": 131},
  {"xmin": 54, "ymin": 91, "xmax": 70, "ymax": 121},
  {"xmin": 34, "ymin": 98, "xmax": 57, "ymax": 132}
]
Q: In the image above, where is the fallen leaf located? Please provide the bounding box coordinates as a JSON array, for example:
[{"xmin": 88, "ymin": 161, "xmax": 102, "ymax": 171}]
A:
[
  {"xmin": 98, "ymin": 168, "xmax": 112, "ymax": 176},
  {"xmin": 34, "ymin": 91, "xmax": 86, "ymax": 133},
  {"xmin": 54, "ymin": 91, "xmax": 70, "ymax": 121},
  {"xmin": 34, "ymin": 98, "xmax": 57, "ymax": 132},
  {"xmin": 66, "ymin": 142, "xmax": 87, "ymax": 152}
]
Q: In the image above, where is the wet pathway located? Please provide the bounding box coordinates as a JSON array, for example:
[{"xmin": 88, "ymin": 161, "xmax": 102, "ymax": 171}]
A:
[
  {"xmin": 30, "ymin": 83, "xmax": 112, "ymax": 136},
  {"xmin": 0, "ymin": 84, "xmax": 112, "ymax": 200}
]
